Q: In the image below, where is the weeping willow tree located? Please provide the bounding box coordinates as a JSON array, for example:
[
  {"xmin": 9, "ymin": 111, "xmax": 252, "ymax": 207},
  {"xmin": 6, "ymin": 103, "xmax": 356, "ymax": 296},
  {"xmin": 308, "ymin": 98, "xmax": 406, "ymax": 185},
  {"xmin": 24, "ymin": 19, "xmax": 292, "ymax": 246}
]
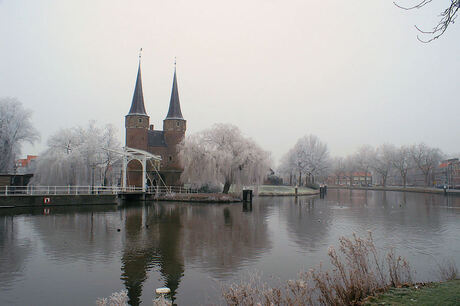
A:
[
  {"xmin": 179, "ymin": 124, "xmax": 271, "ymax": 194},
  {"xmin": 32, "ymin": 121, "xmax": 120, "ymax": 186}
]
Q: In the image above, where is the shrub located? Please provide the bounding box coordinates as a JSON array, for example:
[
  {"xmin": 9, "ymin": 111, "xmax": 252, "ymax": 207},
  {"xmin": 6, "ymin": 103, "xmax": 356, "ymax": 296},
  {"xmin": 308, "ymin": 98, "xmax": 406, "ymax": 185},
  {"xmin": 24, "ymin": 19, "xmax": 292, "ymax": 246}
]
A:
[{"xmin": 305, "ymin": 182, "xmax": 320, "ymax": 190}]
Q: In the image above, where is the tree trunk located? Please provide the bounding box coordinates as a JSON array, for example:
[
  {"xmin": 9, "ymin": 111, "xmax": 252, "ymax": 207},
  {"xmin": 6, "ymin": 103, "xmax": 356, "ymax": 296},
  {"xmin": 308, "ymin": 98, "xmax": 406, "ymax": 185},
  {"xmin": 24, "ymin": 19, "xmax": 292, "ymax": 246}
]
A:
[
  {"xmin": 103, "ymin": 166, "xmax": 109, "ymax": 186},
  {"xmin": 299, "ymin": 171, "xmax": 302, "ymax": 186},
  {"xmin": 223, "ymin": 181, "xmax": 231, "ymax": 194},
  {"xmin": 382, "ymin": 175, "xmax": 387, "ymax": 187},
  {"xmin": 402, "ymin": 174, "xmax": 407, "ymax": 188}
]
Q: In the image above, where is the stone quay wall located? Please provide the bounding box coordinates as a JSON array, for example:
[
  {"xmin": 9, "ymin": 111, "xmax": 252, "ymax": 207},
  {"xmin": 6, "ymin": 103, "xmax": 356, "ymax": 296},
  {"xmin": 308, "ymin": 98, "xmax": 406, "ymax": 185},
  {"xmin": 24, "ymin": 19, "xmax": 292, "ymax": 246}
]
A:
[{"xmin": 0, "ymin": 194, "xmax": 117, "ymax": 208}]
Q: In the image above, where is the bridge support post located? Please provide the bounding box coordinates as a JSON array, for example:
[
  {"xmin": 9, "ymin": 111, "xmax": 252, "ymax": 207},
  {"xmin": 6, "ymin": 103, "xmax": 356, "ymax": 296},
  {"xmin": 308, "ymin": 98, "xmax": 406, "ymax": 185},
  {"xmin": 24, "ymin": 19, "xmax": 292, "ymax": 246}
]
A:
[
  {"xmin": 142, "ymin": 155, "xmax": 147, "ymax": 192},
  {"xmin": 122, "ymin": 155, "xmax": 127, "ymax": 190}
]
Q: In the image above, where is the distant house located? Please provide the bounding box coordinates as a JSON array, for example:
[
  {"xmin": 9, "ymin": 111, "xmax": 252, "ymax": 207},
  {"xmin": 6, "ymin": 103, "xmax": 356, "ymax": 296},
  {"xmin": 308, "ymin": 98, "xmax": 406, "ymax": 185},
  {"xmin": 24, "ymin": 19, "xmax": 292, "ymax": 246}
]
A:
[
  {"xmin": 15, "ymin": 155, "xmax": 37, "ymax": 174},
  {"xmin": 0, "ymin": 155, "xmax": 38, "ymax": 187},
  {"xmin": 327, "ymin": 171, "xmax": 372, "ymax": 186},
  {"xmin": 352, "ymin": 171, "xmax": 373, "ymax": 186},
  {"xmin": 434, "ymin": 158, "xmax": 460, "ymax": 188}
]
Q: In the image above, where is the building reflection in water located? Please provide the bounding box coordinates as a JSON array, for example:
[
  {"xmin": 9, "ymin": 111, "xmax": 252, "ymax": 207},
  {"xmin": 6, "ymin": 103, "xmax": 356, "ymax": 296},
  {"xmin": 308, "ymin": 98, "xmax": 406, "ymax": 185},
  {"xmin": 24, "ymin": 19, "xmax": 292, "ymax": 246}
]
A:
[
  {"xmin": 121, "ymin": 203, "xmax": 184, "ymax": 305},
  {"xmin": 119, "ymin": 200, "xmax": 271, "ymax": 304}
]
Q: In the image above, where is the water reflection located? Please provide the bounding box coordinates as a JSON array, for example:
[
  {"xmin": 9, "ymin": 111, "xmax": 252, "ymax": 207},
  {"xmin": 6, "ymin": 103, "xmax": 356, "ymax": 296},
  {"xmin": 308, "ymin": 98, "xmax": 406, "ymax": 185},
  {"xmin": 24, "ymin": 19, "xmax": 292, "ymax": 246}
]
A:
[
  {"xmin": 179, "ymin": 202, "xmax": 271, "ymax": 277},
  {"xmin": 29, "ymin": 206, "xmax": 120, "ymax": 263},
  {"xmin": 283, "ymin": 197, "xmax": 333, "ymax": 251},
  {"xmin": 0, "ymin": 216, "xmax": 32, "ymax": 288},
  {"xmin": 118, "ymin": 201, "xmax": 270, "ymax": 304},
  {"xmin": 120, "ymin": 204, "xmax": 184, "ymax": 305}
]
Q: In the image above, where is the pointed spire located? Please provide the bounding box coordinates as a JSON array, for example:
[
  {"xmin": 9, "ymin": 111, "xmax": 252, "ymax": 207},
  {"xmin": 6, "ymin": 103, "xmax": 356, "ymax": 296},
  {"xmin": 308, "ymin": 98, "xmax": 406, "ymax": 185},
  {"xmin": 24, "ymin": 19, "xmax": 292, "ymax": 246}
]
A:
[
  {"xmin": 128, "ymin": 55, "xmax": 147, "ymax": 116},
  {"xmin": 165, "ymin": 59, "xmax": 184, "ymax": 120}
]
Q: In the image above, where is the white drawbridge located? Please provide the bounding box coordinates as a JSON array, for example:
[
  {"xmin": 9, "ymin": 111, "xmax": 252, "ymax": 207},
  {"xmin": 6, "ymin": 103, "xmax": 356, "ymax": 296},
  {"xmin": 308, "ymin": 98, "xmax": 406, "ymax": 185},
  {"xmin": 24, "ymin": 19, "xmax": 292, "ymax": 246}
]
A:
[{"xmin": 105, "ymin": 146, "xmax": 162, "ymax": 192}]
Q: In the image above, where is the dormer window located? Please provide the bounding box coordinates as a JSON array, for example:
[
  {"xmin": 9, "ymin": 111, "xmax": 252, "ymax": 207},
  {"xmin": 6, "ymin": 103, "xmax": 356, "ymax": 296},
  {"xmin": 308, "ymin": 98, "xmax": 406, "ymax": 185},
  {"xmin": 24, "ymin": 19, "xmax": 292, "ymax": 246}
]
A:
[{"xmin": 138, "ymin": 118, "xmax": 142, "ymax": 123}]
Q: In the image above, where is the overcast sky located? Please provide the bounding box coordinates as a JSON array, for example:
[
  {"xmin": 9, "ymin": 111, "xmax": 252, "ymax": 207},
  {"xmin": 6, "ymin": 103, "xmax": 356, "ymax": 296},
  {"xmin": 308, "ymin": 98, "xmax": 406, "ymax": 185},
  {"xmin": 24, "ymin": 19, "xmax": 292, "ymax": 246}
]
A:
[{"xmin": 1, "ymin": 0, "xmax": 459, "ymax": 164}]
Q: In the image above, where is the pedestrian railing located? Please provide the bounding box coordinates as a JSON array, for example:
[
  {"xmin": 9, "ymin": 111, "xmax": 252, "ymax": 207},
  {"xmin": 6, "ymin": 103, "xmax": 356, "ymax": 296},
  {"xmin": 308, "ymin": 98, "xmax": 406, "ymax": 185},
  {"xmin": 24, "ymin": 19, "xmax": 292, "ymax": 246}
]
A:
[
  {"xmin": 0, "ymin": 185, "xmax": 198, "ymax": 196},
  {"xmin": 147, "ymin": 186, "xmax": 198, "ymax": 195}
]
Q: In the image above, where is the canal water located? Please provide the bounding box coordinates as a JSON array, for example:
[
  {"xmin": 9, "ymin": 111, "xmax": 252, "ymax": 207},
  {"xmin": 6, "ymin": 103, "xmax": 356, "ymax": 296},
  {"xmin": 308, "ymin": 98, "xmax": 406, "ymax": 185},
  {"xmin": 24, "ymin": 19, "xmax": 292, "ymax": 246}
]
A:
[{"xmin": 1, "ymin": 190, "xmax": 459, "ymax": 305}]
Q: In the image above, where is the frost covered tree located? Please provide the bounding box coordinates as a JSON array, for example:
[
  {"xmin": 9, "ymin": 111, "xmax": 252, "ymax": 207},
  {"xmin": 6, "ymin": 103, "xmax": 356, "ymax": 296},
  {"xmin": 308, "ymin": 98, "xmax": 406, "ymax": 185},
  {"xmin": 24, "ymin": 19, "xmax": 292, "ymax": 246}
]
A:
[
  {"xmin": 0, "ymin": 97, "xmax": 39, "ymax": 173},
  {"xmin": 409, "ymin": 143, "xmax": 443, "ymax": 186},
  {"xmin": 390, "ymin": 145, "xmax": 413, "ymax": 188},
  {"xmin": 344, "ymin": 155, "xmax": 359, "ymax": 186},
  {"xmin": 354, "ymin": 145, "xmax": 374, "ymax": 185},
  {"xmin": 179, "ymin": 124, "xmax": 271, "ymax": 194},
  {"xmin": 277, "ymin": 150, "xmax": 297, "ymax": 185},
  {"xmin": 370, "ymin": 144, "xmax": 394, "ymax": 186},
  {"xmin": 32, "ymin": 121, "xmax": 120, "ymax": 186},
  {"xmin": 279, "ymin": 135, "xmax": 330, "ymax": 186},
  {"xmin": 331, "ymin": 157, "xmax": 346, "ymax": 185}
]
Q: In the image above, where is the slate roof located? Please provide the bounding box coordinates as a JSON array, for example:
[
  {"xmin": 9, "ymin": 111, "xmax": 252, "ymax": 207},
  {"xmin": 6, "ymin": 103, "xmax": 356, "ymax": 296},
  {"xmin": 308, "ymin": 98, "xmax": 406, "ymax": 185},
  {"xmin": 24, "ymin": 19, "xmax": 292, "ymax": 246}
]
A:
[
  {"xmin": 165, "ymin": 68, "xmax": 184, "ymax": 120},
  {"xmin": 128, "ymin": 63, "xmax": 148, "ymax": 116},
  {"xmin": 148, "ymin": 130, "xmax": 167, "ymax": 147}
]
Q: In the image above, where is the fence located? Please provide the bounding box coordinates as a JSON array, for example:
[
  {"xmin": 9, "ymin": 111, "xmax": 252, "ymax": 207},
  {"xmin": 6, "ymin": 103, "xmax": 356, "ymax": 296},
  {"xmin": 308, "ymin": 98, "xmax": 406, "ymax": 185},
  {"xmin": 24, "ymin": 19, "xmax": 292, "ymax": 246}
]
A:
[
  {"xmin": 0, "ymin": 185, "xmax": 198, "ymax": 196},
  {"xmin": 147, "ymin": 185, "xmax": 198, "ymax": 194}
]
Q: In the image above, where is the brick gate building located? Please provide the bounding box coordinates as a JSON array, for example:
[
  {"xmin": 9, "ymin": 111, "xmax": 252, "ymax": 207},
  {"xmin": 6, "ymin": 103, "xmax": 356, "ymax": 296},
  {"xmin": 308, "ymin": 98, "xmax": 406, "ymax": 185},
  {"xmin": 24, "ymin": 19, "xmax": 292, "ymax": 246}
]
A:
[{"xmin": 125, "ymin": 61, "xmax": 186, "ymax": 187}]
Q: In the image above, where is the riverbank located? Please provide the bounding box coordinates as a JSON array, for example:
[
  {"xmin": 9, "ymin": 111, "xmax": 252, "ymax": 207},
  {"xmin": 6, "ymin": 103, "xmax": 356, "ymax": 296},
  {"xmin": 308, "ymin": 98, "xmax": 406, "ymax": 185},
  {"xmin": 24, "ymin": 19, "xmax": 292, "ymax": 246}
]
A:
[
  {"xmin": 257, "ymin": 185, "xmax": 319, "ymax": 196},
  {"xmin": 328, "ymin": 185, "xmax": 460, "ymax": 195},
  {"xmin": 363, "ymin": 280, "xmax": 460, "ymax": 305},
  {"xmin": 156, "ymin": 192, "xmax": 241, "ymax": 203}
]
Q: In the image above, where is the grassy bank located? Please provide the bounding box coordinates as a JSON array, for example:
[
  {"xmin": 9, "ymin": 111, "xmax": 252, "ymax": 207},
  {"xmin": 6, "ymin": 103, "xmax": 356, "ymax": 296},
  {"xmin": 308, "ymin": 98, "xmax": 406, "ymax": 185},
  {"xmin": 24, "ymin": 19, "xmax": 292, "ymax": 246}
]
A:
[
  {"xmin": 258, "ymin": 185, "xmax": 318, "ymax": 196},
  {"xmin": 157, "ymin": 192, "xmax": 241, "ymax": 203},
  {"xmin": 364, "ymin": 280, "xmax": 460, "ymax": 305}
]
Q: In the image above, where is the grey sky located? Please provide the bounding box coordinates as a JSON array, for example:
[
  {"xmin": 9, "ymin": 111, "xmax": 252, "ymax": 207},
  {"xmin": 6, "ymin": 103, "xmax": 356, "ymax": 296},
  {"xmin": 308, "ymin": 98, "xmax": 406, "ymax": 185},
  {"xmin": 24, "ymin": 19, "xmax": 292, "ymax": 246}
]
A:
[{"xmin": 1, "ymin": 0, "xmax": 459, "ymax": 164}]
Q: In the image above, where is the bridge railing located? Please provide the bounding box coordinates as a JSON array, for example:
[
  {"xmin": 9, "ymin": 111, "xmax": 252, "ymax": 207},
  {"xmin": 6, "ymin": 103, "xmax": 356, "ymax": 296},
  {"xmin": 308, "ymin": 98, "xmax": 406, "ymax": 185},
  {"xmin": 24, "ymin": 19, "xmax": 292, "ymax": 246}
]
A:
[
  {"xmin": 0, "ymin": 185, "xmax": 198, "ymax": 196},
  {"xmin": 147, "ymin": 186, "xmax": 198, "ymax": 195}
]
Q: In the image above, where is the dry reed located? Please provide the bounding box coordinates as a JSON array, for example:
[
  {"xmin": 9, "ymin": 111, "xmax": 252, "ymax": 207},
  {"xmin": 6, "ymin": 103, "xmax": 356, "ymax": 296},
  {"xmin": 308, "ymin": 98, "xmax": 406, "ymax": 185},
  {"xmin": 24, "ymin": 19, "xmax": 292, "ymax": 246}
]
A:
[
  {"xmin": 222, "ymin": 232, "xmax": 414, "ymax": 306},
  {"xmin": 436, "ymin": 258, "xmax": 458, "ymax": 281},
  {"xmin": 153, "ymin": 295, "xmax": 173, "ymax": 306},
  {"xmin": 96, "ymin": 289, "xmax": 128, "ymax": 306}
]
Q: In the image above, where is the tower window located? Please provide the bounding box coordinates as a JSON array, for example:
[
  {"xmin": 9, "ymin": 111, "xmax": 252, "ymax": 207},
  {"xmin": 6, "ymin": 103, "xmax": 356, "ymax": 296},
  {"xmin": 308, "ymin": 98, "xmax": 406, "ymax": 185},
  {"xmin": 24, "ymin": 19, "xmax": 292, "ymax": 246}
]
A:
[
  {"xmin": 138, "ymin": 118, "xmax": 142, "ymax": 123},
  {"xmin": 176, "ymin": 121, "xmax": 180, "ymax": 127}
]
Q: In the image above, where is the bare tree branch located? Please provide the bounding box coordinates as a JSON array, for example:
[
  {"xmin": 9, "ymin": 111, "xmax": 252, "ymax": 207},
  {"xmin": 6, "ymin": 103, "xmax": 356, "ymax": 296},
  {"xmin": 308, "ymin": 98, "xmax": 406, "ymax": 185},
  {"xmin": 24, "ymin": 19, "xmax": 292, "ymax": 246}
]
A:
[{"xmin": 394, "ymin": 0, "xmax": 459, "ymax": 42}]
